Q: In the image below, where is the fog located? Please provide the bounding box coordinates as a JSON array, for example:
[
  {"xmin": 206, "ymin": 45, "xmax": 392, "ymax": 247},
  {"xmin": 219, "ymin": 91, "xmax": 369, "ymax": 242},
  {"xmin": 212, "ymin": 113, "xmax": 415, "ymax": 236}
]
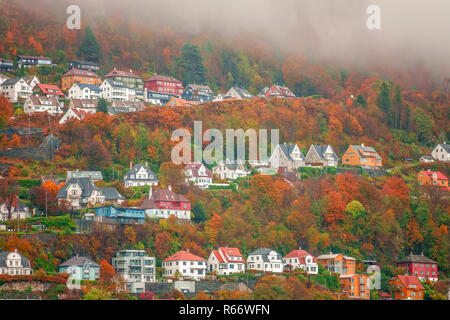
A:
[{"xmin": 24, "ymin": 0, "xmax": 450, "ymax": 82}]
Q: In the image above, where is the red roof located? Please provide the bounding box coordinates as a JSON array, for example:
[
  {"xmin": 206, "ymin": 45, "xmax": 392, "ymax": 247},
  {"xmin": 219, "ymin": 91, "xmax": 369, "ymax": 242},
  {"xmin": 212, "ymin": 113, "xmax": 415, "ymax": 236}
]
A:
[
  {"xmin": 139, "ymin": 188, "xmax": 190, "ymax": 210},
  {"xmin": 163, "ymin": 250, "xmax": 206, "ymax": 262},
  {"xmin": 145, "ymin": 74, "xmax": 182, "ymax": 83},
  {"xmin": 283, "ymin": 250, "xmax": 317, "ymax": 264},
  {"xmin": 104, "ymin": 69, "xmax": 142, "ymax": 79},
  {"xmin": 420, "ymin": 170, "xmax": 448, "ymax": 181},
  {"xmin": 71, "ymin": 108, "xmax": 89, "ymax": 118},
  {"xmin": 396, "ymin": 275, "xmax": 424, "ymax": 290},
  {"xmin": 216, "ymin": 247, "xmax": 245, "ymax": 263},
  {"xmin": 63, "ymin": 68, "xmax": 100, "ymax": 78},
  {"xmin": 34, "ymin": 83, "xmax": 64, "ymax": 97}
]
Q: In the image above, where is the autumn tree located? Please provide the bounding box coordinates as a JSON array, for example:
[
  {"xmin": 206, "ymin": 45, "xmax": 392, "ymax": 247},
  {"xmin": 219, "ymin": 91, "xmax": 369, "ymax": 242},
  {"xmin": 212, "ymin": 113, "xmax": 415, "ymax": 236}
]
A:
[
  {"xmin": 99, "ymin": 260, "xmax": 116, "ymax": 282},
  {"xmin": 0, "ymin": 95, "xmax": 14, "ymax": 129},
  {"xmin": 0, "ymin": 178, "xmax": 19, "ymax": 220}
]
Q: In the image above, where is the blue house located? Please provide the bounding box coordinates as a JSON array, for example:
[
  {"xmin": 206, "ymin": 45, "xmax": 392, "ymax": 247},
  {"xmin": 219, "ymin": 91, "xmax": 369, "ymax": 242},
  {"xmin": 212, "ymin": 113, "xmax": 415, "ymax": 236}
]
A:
[
  {"xmin": 59, "ymin": 255, "xmax": 100, "ymax": 281},
  {"xmin": 181, "ymin": 84, "xmax": 214, "ymax": 102},
  {"xmin": 93, "ymin": 205, "xmax": 146, "ymax": 225}
]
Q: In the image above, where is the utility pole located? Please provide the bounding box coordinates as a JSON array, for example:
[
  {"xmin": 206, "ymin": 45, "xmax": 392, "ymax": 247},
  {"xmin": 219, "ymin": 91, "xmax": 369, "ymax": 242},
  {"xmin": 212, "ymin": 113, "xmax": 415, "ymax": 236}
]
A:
[{"xmin": 45, "ymin": 191, "xmax": 48, "ymax": 219}]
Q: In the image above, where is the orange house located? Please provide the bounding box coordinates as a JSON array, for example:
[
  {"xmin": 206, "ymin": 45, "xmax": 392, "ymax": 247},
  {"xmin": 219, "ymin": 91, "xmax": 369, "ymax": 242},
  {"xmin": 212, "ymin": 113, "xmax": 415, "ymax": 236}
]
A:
[
  {"xmin": 417, "ymin": 170, "xmax": 448, "ymax": 188},
  {"xmin": 61, "ymin": 68, "xmax": 102, "ymax": 91},
  {"xmin": 389, "ymin": 275, "xmax": 424, "ymax": 300},
  {"xmin": 316, "ymin": 253, "xmax": 356, "ymax": 275},
  {"xmin": 340, "ymin": 274, "xmax": 371, "ymax": 300},
  {"xmin": 342, "ymin": 144, "xmax": 382, "ymax": 168}
]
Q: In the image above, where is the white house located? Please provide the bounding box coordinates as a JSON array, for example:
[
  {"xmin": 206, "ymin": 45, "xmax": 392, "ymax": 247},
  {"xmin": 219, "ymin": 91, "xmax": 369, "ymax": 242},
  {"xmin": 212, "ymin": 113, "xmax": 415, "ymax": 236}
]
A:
[
  {"xmin": 57, "ymin": 177, "xmax": 105, "ymax": 209},
  {"xmin": 0, "ymin": 249, "xmax": 33, "ymax": 275},
  {"xmin": 431, "ymin": 142, "xmax": 450, "ymax": 163},
  {"xmin": 269, "ymin": 143, "xmax": 305, "ymax": 171},
  {"xmin": 305, "ymin": 144, "xmax": 339, "ymax": 168},
  {"xmin": 139, "ymin": 186, "xmax": 191, "ymax": 221},
  {"xmin": 225, "ymin": 87, "xmax": 253, "ymax": 100},
  {"xmin": 0, "ymin": 77, "xmax": 33, "ymax": 102},
  {"xmin": 23, "ymin": 96, "xmax": 63, "ymax": 115},
  {"xmin": 162, "ymin": 250, "xmax": 207, "ymax": 281},
  {"xmin": 0, "ymin": 74, "xmax": 10, "ymax": 85},
  {"xmin": 58, "ymin": 255, "xmax": 100, "ymax": 281},
  {"xmin": 59, "ymin": 108, "xmax": 89, "ymax": 125},
  {"xmin": 185, "ymin": 162, "xmax": 212, "ymax": 188},
  {"xmin": 207, "ymin": 247, "xmax": 245, "ymax": 275},
  {"xmin": 247, "ymin": 248, "xmax": 283, "ymax": 273},
  {"xmin": 68, "ymin": 99, "xmax": 98, "ymax": 114},
  {"xmin": 68, "ymin": 83, "xmax": 101, "ymax": 100},
  {"xmin": 123, "ymin": 163, "xmax": 159, "ymax": 187},
  {"xmin": 100, "ymin": 79, "xmax": 135, "ymax": 102},
  {"xmin": 282, "ymin": 249, "xmax": 318, "ymax": 274},
  {"xmin": 0, "ymin": 201, "xmax": 31, "ymax": 222},
  {"xmin": 212, "ymin": 160, "xmax": 249, "ymax": 180}
]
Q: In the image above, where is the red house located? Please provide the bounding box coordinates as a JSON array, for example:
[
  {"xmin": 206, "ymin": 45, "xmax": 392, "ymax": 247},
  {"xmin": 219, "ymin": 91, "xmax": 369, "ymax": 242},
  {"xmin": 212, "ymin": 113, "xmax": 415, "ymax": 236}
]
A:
[
  {"xmin": 139, "ymin": 186, "xmax": 191, "ymax": 221},
  {"xmin": 33, "ymin": 83, "xmax": 64, "ymax": 98},
  {"xmin": 144, "ymin": 74, "xmax": 184, "ymax": 96},
  {"xmin": 396, "ymin": 252, "xmax": 438, "ymax": 282}
]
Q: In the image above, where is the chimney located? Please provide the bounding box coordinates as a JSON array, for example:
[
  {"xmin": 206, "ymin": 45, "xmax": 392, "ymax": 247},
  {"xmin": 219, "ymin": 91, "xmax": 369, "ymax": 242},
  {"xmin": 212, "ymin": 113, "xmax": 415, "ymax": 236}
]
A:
[
  {"xmin": 148, "ymin": 186, "xmax": 153, "ymax": 199},
  {"xmin": 14, "ymin": 249, "xmax": 18, "ymax": 253},
  {"xmin": 168, "ymin": 185, "xmax": 172, "ymax": 191},
  {"xmin": 145, "ymin": 161, "xmax": 148, "ymax": 168},
  {"xmin": 299, "ymin": 246, "xmax": 302, "ymax": 250},
  {"xmin": 186, "ymin": 248, "xmax": 190, "ymax": 253},
  {"xmin": 130, "ymin": 161, "xmax": 133, "ymax": 170},
  {"xmin": 361, "ymin": 143, "xmax": 365, "ymax": 148}
]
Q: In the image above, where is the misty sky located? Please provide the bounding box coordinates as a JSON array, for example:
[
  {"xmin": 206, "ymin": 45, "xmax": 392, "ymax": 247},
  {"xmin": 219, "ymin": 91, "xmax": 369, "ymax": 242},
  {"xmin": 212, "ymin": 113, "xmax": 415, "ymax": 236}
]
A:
[{"xmin": 28, "ymin": 0, "xmax": 450, "ymax": 80}]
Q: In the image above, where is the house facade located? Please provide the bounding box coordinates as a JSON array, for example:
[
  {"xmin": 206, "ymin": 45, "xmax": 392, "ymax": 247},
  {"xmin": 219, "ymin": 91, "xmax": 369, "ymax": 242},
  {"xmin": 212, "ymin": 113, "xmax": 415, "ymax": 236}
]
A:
[
  {"xmin": 305, "ymin": 144, "xmax": 339, "ymax": 167},
  {"xmin": 396, "ymin": 253, "xmax": 439, "ymax": 282},
  {"xmin": 431, "ymin": 142, "xmax": 450, "ymax": 162},
  {"xmin": 389, "ymin": 275, "xmax": 424, "ymax": 300},
  {"xmin": 0, "ymin": 59, "xmax": 14, "ymax": 73},
  {"xmin": 282, "ymin": 249, "xmax": 318, "ymax": 274},
  {"xmin": 0, "ymin": 77, "xmax": 33, "ymax": 102},
  {"xmin": 212, "ymin": 160, "xmax": 249, "ymax": 180},
  {"xmin": 247, "ymin": 248, "xmax": 283, "ymax": 273},
  {"xmin": 162, "ymin": 250, "xmax": 207, "ymax": 281},
  {"xmin": 185, "ymin": 162, "xmax": 213, "ymax": 188},
  {"xmin": 92, "ymin": 205, "xmax": 146, "ymax": 225},
  {"xmin": 104, "ymin": 69, "xmax": 143, "ymax": 89},
  {"xmin": 23, "ymin": 96, "xmax": 63, "ymax": 115},
  {"xmin": 112, "ymin": 250, "xmax": 156, "ymax": 283},
  {"xmin": 61, "ymin": 68, "xmax": 102, "ymax": 91},
  {"xmin": 0, "ymin": 249, "xmax": 33, "ymax": 276},
  {"xmin": 57, "ymin": 177, "xmax": 105, "ymax": 209},
  {"xmin": 259, "ymin": 85, "xmax": 296, "ymax": 99},
  {"xmin": 269, "ymin": 144, "xmax": 305, "ymax": 171},
  {"xmin": 68, "ymin": 83, "xmax": 101, "ymax": 100},
  {"xmin": 144, "ymin": 74, "xmax": 183, "ymax": 97},
  {"xmin": 68, "ymin": 60, "xmax": 100, "ymax": 72},
  {"xmin": 342, "ymin": 144, "xmax": 383, "ymax": 168},
  {"xmin": 139, "ymin": 187, "xmax": 191, "ymax": 221},
  {"xmin": 225, "ymin": 87, "xmax": 253, "ymax": 100},
  {"xmin": 207, "ymin": 247, "xmax": 246, "ymax": 275},
  {"xmin": 182, "ymin": 84, "xmax": 214, "ymax": 102},
  {"xmin": 59, "ymin": 255, "xmax": 100, "ymax": 281},
  {"xmin": 68, "ymin": 99, "xmax": 98, "ymax": 114},
  {"xmin": 417, "ymin": 170, "xmax": 448, "ymax": 189},
  {"xmin": 33, "ymin": 83, "xmax": 64, "ymax": 99},
  {"xmin": 316, "ymin": 253, "xmax": 356, "ymax": 275},
  {"xmin": 0, "ymin": 202, "xmax": 31, "ymax": 222},
  {"xmin": 123, "ymin": 163, "xmax": 158, "ymax": 187},
  {"xmin": 17, "ymin": 55, "xmax": 52, "ymax": 68},
  {"xmin": 340, "ymin": 274, "xmax": 371, "ymax": 300},
  {"xmin": 59, "ymin": 109, "xmax": 89, "ymax": 124},
  {"xmin": 100, "ymin": 79, "xmax": 134, "ymax": 102}
]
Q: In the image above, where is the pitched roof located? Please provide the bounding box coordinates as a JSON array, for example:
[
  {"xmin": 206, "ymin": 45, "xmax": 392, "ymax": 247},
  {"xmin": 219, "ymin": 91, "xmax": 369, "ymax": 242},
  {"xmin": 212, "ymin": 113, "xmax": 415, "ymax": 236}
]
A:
[
  {"xmin": 124, "ymin": 164, "xmax": 158, "ymax": 182},
  {"xmin": 104, "ymin": 69, "xmax": 142, "ymax": 79},
  {"xmin": 166, "ymin": 97, "xmax": 198, "ymax": 107},
  {"xmin": 397, "ymin": 253, "xmax": 438, "ymax": 264},
  {"xmin": 267, "ymin": 85, "xmax": 296, "ymax": 98},
  {"xmin": 67, "ymin": 171, "xmax": 103, "ymax": 180},
  {"xmin": 395, "ymin": 275, "xmax": 424, "ymax": 290},
  {"xmin": 145, "ymin": 74, "xmax": 181, "ymax": 83},
  {"xmin": 2, "ymin": 77, "xmax": 23, "ymax": 86},
  {"xmin": 227, "ymin": 87, "xmax": 253, "ymax": 99},
  {"xmin": 70, "ymin": 99, "xmax": 98, "ymax": 109},
  {"xmin": 218, "ymin": 247, "xmax": 244, "ymax": 263},
  {"xmin": 101, "ymin": 187, "xmax": 125, "ymax": 201},
  {"xmin": 436, "ymin": 143, "xmax": 450, "ymax": 153},
  {"xmin": 310, "ymin": 144, "xmax": 338, "ymax": 161},
  {"xmin": 34, "ymin": 83, "xmax": 64, "ymax": 96},
  {"xmin": 249, "ymin": 248, "xmax": 282, "ymax": 262},
  {"xmin": 102, "ymin": 78, "xmax": 130, "ymax": 89},
  {"xmin": 316, "ymin": 253, "xmax": 356, "ymax": 261},
  {"xmin": 163, "ymin": 250, "xmax": 205, "ymax": 262},
  {"xmin": 28, "ymin": 95, "xmax": 60, "ymax": 107},
  {"xmin": 57, "ymin": 177, "xmax": 99, "ymax": 199},
  {"xmin": 59, "ymin": 256, "xmax": 100, "ymax": 268},
  {"xmin": 18, "ymin": 55, "xmax": 52, "ymax": 60},
  {"xmin": 419, "ymin": 170, "xmax": 448, "ymax": 181},
  {"xmin": 0, "ymin": 250, "xmax": 31, "ymax": 268},
  {"xmin": 63, "ymin": 68, "xmax": 100, "ymax": 78},
  {"xmin": 283, "ymin": 249, "xmax": 317, "ymax": 263},
  {"xmin": 185, "ymin": 162, "xmax": 212, "ymax": 179},
  {"xmin": 351, "ymin": 144, "xmax": 382, "ymax": 160},
  {"xmin": 74, "ymin": 83, "xmax": 101, "ymax": 92},
  {"xmin": 279, "ymin": 144, "xmax": 305, "ymax": 161}
]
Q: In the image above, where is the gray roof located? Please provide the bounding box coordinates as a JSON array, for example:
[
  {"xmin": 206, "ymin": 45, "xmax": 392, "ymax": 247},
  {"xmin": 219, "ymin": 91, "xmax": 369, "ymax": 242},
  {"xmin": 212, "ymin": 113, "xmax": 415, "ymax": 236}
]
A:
[
  {"xmin": 249, "ymin": 248, "xmax": 282, "ymax": 262},
  {"xmin": 436, "ymin": 143, "xmax": 450, "ymax": 153},
  {"xmin": 104, "ymin": 78, "xmax": 130, "ymax": 89},
  {"xmin": 352, "ymin": 145, "xmax": 382, "ymax": 160},
  {"xmin": 67, "ymin": 171, "xmax": 103, "ymax": 181},
  {"xmin": 124, "ymin": 164, "xmax": 158, "ymax": 182},
  {"xmin": 59, "ymin": 256, "xmax": 100, "ymax": 268},
  {"xmin": 1, "ymin": 77, "xmax": 22, "ymax": 86},
  {"xmin": 57, "ymin": 177, "xmax": 100, "ymax": 199},
  {"xmin": 228, "ymin": 87, "xmax": 253, "ymax": 99},
  {"xmin": 397, "ymin": 253, "xmax": 437, "ymax": 264},
  {"xmin": 0, "ymin": 251, "xmax": 31, "ymax": 268},
  {"xmin": 310, "ymin": 144, "xmax": 338, "ymax": 160},
  {"xmin": 75, "ymin": 83, "xmax": 101, "ymax": 92},
  {"xmin": 108, "ymin": 106, "xmax": 135, "ymax": 116},
  {"xmin": 279, "ymin": 144, "xmax": 305, "ymax": 161},
  {"xmin": 101, "ymin": 187, "xmax": 125, "ymax": 201}
]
